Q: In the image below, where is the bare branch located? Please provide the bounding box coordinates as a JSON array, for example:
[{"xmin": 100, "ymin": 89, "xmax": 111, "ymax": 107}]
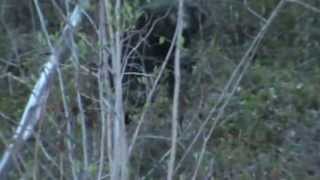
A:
[
  {"xmin": 104, "ymin": 0, "xmax": 129, "ymax": 179},
  {"xmin": 167, "ymin": 0, "xmax": 184, "ymax": 180},
  {"xmin": 287, "ymin": 0, "xmax": 320, "ymax": 13},
  {"xmin": 191, "ymin": 1, "xmax": 287, "ymax": 178}
]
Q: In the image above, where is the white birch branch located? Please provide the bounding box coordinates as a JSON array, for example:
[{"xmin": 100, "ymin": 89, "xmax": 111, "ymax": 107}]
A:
[
  {"xmin": 167, "ymin": 0, "xmax": 184, "ymax": 179},
  {"xmin": 0, "ymin": 1, "xmax": 89, "ymax": 178}
]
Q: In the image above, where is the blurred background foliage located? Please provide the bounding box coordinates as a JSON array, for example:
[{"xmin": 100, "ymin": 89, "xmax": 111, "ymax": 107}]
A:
[{"xmin": 0, "ymin": 0, "xmax": 320, "ymax": 179}]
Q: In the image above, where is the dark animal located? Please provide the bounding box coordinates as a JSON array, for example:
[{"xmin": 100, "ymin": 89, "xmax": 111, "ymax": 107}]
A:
[
  {"xmin": 117, "ymin": 1, "xmax": 207, "ymax": 123},
  {"xmin": 120, "ymin": 2, "xmax": 204, "ymax": 90}
]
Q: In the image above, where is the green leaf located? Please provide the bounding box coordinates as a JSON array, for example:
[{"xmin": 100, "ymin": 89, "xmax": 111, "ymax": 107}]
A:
[{"xmin": 159, "ymin": 36, "xmax": 166, "ymax": 45}]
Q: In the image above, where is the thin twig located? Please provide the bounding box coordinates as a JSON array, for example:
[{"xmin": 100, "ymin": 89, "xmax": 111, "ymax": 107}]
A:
[{"xmin": 167, "ymin": 0, "xmax": 184, "ymax": 179}]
